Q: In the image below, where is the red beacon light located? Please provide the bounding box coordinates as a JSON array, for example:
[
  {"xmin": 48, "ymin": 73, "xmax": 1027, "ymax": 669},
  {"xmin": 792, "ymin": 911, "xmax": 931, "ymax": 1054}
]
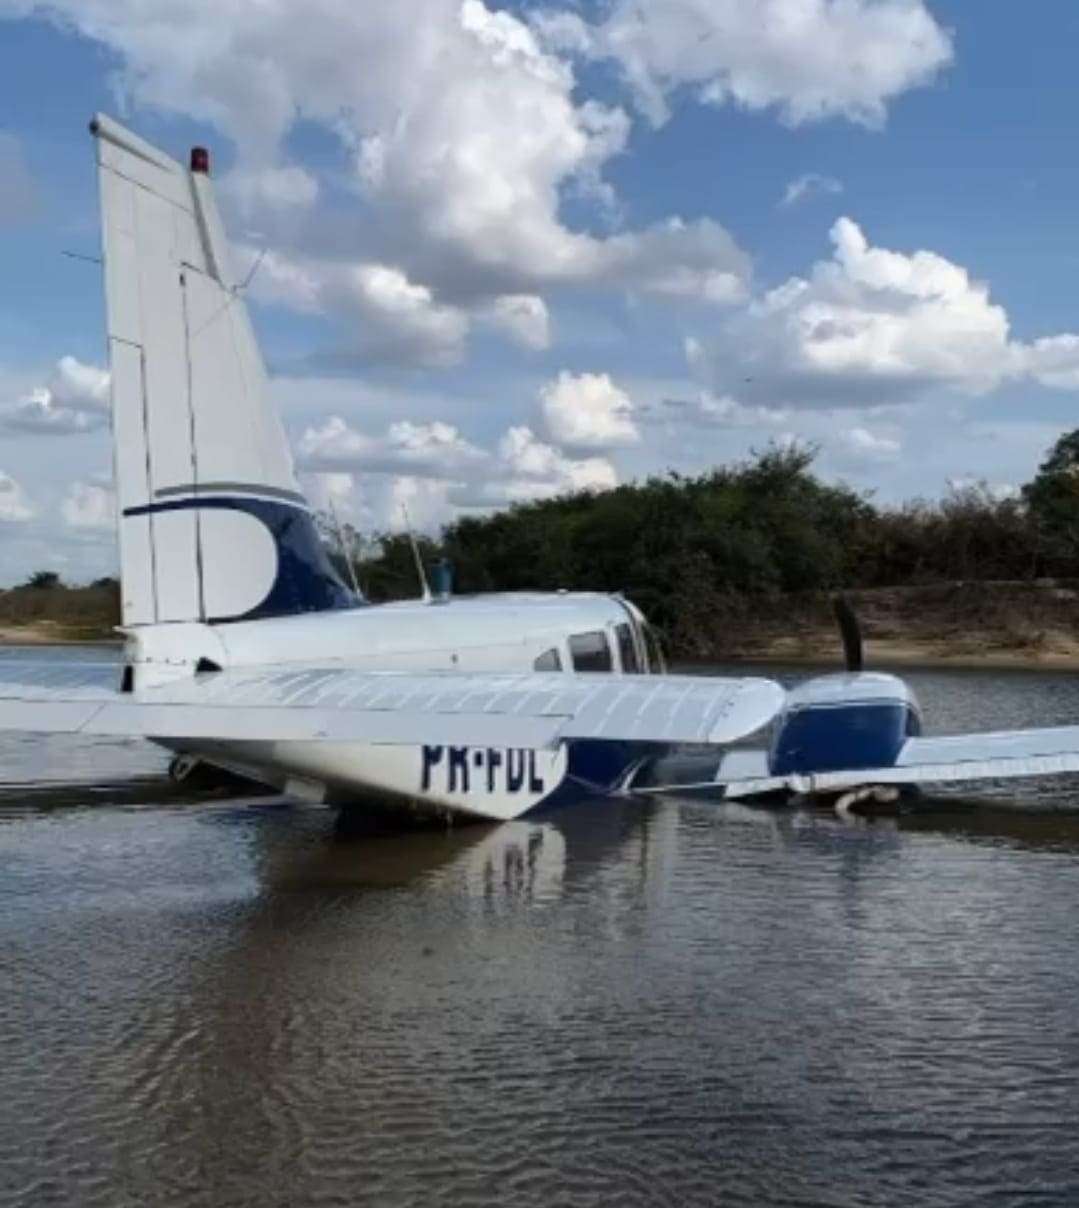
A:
[{"xmin": 190, "ymin": 146, "xmax": 211, "ymax": 176}]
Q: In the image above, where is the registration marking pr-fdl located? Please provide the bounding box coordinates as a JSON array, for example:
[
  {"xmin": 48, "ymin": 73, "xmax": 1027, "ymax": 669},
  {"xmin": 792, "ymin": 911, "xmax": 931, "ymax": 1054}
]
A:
[{"xmin": 421, "ymin": 745, "xmax": 546, "ymax": 795}]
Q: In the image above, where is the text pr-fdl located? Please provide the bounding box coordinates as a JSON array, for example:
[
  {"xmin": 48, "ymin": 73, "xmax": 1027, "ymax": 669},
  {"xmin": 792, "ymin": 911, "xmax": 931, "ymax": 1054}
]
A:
[{"xmin": 421, "ymin": 746, "xmax": 545, "ymax": 795}]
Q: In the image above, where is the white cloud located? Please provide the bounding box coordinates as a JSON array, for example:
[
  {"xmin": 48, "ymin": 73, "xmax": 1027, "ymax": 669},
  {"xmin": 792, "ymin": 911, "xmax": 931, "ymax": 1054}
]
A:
[
  {"xmin": 61, "ymin": 480, "xmax": 116, "ymax": 530},
  {"xmin": 303, "ymin": 471, "xmax": 358, "ymax": 516},
  {"xmin": 649, "ymin": 393, "xmax": 792, "ymax": 428},
  {"xmin": 0, "ymin": 471, "xmax": 34, "ymax": 521},
  {"xmin": 450, "ymin": 426, "xmax": 617, "ymax": 507},
  {"xmin": 298, "ymin": 416, "xmax": 487, "ymax": 478},
  {"xmin": 1022, "ymin": 335, "xmax": 1079, "ymax": 390},
  {"xmin": 379, "ymin": 476, "xmax": 458, "ymax": 533},
  {"xmin": 838, "ymin": 426, "xmax": 902, "ymax": 462},
  {"xmin": 946, "ymin": 476, "xmax": 1020, "ymax": 502},
  {"xmin": 596, "ymin": 219, "xmax": 749, "ymax": 303},
  {"xmin": 529, "ymin": 10, "xmax": 595, "ymax": 56},
  {"xmin": 324, "ymin": 473, "xmax": 459, "ymax": 536},
  {"xmin": 49, "ymin": 357, "xmax": 111, "ymax": 411},
  {"xmin": 500, "ymin": 425, "xmax": 616, "ymax": 492},
  {"xmin": 2, "ymin": 0, "xmax": 750, "ymax": 345},
  {"xmin": 247, "ymin": 248, "xmax": 323, "ymax": 315},
  {"xmin": 0, "ymin": 357, "xmax": 110, "ymax": 435},
  {"xmin": 780, "ymin": 172, "xmax": 843, "ymax": 209},
  {"xmin": 225, "ymin": 164, "xmax": 320, "ymax": 213},
  {"xmin": 540, "ymin": 371, "xmax": 640, "ymax": 450},
  {"xmin": 0, "ymin": 131, "xmax": 37, "ymax": 225},
  {"xmin": 297, "ymin": 413, "xmax": 617, "ymax": 521},
  {"xmin": 254, "ymin": 256, "xmax": 552, "ymax": 364},
  {"xmin": 691, "ymin": 218, "xmax": 1043, "ymax": 408},
  {"xmin": 251, "ymin": 250, "xmax": 470, "ymax": 367},
  {"xmin": 537, "ymin": 0, "xmax": 953, "ymax": 128},
  {"xmin": 482, "ymin": 295, "xmax": 551, "ymax": 350},
  {"xmin": 334, "ymin": 265, "xmax": 470, "ymax": 368}
]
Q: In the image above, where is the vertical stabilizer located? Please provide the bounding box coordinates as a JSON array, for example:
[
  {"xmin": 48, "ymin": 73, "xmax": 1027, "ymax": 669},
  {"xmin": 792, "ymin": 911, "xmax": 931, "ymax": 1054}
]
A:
[{"xmin": 91, "ymin": 114, "xmax": 357, "ymax": 626}]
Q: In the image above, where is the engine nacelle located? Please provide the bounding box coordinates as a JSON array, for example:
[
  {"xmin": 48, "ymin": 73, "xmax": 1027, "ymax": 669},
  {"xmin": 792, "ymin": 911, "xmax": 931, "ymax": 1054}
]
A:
[{"xmin": 769, "ymin": 672, "xmax": 921, "ymax": 777}]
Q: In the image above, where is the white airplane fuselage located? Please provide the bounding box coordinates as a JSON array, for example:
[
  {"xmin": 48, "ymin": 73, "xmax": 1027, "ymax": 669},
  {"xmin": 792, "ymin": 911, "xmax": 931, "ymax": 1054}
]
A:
[{"xmin": 132, "ymin": 590, "xmax": 663, "ymax": 820}]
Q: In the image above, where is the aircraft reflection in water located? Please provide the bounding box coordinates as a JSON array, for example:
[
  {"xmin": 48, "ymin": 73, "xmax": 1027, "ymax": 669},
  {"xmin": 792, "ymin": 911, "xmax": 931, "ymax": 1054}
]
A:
[
  {"xmin": 265, "ymin": 814, "xmax": 571, "ymax": 906},
  {"xmin": 242, "ymin": 793, "xmax": 681, "ymax": 910},
  {"xmin": 178, "ymin": 783, "xmax": 1079, "ymax": 920}
]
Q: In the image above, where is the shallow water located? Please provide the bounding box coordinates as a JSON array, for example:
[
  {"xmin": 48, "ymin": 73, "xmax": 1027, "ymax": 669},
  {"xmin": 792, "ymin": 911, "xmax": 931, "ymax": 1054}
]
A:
[{"xmin": 3, "ymin": 650, "xmax": 1079, "ymax": 1206}]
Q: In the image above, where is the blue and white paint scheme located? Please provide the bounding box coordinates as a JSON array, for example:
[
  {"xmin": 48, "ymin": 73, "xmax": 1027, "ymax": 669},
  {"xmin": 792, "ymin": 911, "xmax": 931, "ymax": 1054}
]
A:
[
  {"xmin": 769, "ymin": 673, "xmax": 922, "ymax": 778},
  {"xmin": 4, "ymin": 115, "xmax": 1079, "ymax": 822}
]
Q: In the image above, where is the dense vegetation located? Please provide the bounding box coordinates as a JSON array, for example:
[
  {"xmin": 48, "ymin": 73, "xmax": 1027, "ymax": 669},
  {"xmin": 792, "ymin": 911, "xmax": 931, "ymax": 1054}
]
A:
[
  {"xmin": 0, "ymin": 573, "xmax": 120, "ymax": 640},
  {"xmin": 345, "ymin": 434, "xmax": 1079, "ymax": 655},
  {"xmin": 7, "ymin": 431, "xmax": 1079, "ymax": 655}
]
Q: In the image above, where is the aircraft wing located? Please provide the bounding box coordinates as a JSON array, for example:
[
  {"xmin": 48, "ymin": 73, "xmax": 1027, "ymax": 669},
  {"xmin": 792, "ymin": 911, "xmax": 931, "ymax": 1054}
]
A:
[
  {"xmin": 0, "ymin": 660, "xmax": 785, "ymax": 749},
  {"xmin": 680, "ymin": 727, "xmax": 1079, "ymax": 799},
  {"xmin": 801, "ymin": 728, "xmax": 1079, "ymax": 792}
]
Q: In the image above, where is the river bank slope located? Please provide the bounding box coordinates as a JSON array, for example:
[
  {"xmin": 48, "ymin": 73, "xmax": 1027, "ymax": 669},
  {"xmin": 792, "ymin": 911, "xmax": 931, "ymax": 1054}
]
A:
[
  {"xmin": 697, "ymin": 580, "xmax": 1079, "ymax": 670},
  {"xmin": 4, "ymin": 579, "xmax": 1079, "ymax": 669}
]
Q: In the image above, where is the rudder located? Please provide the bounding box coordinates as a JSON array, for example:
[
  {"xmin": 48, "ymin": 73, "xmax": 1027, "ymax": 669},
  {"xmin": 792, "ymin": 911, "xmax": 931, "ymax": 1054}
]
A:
[{"xmin": 92, "ymin": 114, "xmax": 358, "ymax": 626}]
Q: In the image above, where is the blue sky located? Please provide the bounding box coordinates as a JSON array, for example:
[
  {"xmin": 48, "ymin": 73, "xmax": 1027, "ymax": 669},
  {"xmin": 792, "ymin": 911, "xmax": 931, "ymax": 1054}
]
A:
[{"xmin": 0, "ymin": 0, "xmax": 1077, "ymax": 584}]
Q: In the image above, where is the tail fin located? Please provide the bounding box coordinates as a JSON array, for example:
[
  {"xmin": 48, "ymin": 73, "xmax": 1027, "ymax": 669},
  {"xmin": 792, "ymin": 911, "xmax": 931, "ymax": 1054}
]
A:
[{"xmin": 91, "ymin": 114, "xmax": 358, "ymax": 626}]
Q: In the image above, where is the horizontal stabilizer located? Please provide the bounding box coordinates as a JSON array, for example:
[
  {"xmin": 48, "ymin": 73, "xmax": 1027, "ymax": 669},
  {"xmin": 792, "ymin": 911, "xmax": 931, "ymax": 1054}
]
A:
[{"xmin": 0, "ymin": 662, "xmax": 784, "ymax": 750}]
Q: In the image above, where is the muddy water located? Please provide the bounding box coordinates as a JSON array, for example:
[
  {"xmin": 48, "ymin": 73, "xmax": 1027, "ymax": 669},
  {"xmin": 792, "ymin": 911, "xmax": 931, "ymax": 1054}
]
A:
[{"xmin": 2, "ymin": 650, "xmax": 1079, "ymax": 1206}]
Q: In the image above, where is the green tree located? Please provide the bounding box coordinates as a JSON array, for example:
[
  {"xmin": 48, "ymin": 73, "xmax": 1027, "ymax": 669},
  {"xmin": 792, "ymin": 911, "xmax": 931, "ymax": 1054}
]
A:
[
  {"xmin": 1021, "ymin": 430, "xmax": 1079, "ymax": 570},
  {"xmin": 360, "ymin": 532, "xmax": 443, "ymax": 601},
  {"xmin": 23, "ymin": 571, "xmax": 61, "ymax": 590}
]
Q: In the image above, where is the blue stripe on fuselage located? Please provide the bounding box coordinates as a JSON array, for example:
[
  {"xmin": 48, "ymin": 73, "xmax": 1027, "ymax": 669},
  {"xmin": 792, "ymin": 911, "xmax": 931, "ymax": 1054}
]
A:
[{"xmin": 123, "ymin": 494, "xmax": 361, "ymax": 623}]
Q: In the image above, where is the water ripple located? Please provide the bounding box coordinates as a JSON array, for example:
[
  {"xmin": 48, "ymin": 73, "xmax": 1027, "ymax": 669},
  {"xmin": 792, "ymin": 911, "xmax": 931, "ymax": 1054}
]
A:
[{"xmin": 4, "ymin": 662, "xmax": 1079, "ymax": 1203}]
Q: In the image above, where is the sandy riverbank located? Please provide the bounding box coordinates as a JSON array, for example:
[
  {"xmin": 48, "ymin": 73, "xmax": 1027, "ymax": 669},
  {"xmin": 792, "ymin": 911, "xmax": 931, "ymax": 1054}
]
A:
[
  {"xmin": 727, "ymin": 634, "xmax": 1079, "ymax": 672},
  {"xmin": 707, "ymin": 580, "xmax": 1079, "ymax": 672}
]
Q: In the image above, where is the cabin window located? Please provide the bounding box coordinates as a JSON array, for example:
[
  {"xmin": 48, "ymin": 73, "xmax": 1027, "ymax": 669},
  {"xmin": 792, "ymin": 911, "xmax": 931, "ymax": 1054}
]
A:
[
  {"xmin": 569, "ymin": 631, "xmax": 613, "ymax": 673},
  {"xmin": 615, "ymin": 623, "xmax": 640, "ymax": 673},
  {"xmin": 533, "ymin": 648, "xmax": 562, "ymax": 672}
]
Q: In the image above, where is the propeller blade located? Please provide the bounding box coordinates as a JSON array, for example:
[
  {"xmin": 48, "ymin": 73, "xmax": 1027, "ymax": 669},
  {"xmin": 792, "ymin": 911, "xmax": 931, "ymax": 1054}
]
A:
[{"xmin": 832, "ymin": 594, "xmax": 864, "ymax": 673}]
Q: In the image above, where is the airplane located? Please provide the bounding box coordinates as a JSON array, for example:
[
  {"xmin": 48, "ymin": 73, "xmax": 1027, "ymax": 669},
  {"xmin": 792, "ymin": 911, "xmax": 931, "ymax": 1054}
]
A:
[{"xmin": 4, "ymin": 112, "xmax": 1079, "ymax": 824}]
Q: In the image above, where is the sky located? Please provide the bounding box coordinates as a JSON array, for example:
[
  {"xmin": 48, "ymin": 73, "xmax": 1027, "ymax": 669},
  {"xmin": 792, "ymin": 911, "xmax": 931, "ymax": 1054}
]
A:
[{"xmin": 0, "ymin": 0, "xmax": 1078, "ymax": 584}]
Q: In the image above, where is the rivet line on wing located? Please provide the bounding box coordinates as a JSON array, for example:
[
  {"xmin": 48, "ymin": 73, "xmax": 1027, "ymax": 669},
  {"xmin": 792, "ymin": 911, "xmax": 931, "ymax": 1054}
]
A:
[
  {"xmin": 667, "ymin": 682, "xmax": 697, "ymax": 742},
  {"xmin": 602, "ymin": 685, "xmax": 633, "ymax": 733}
]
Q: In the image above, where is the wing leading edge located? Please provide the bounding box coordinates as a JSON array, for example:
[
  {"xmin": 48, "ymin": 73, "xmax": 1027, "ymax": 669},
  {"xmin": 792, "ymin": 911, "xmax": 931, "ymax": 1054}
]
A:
[{"xmin": 0, "ymin": 661, "xmax": 785, "ymax": 750}]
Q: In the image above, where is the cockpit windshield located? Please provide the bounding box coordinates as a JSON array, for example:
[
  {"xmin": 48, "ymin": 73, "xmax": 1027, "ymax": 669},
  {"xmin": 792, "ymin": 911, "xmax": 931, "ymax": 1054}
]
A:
[
  {"xmin": 642, "ymin": 623, "xmax": 667, "ymax": 675},
  {"xmin": 611, "ymin": 595, "xmax": 666, "ymax": 675}
]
